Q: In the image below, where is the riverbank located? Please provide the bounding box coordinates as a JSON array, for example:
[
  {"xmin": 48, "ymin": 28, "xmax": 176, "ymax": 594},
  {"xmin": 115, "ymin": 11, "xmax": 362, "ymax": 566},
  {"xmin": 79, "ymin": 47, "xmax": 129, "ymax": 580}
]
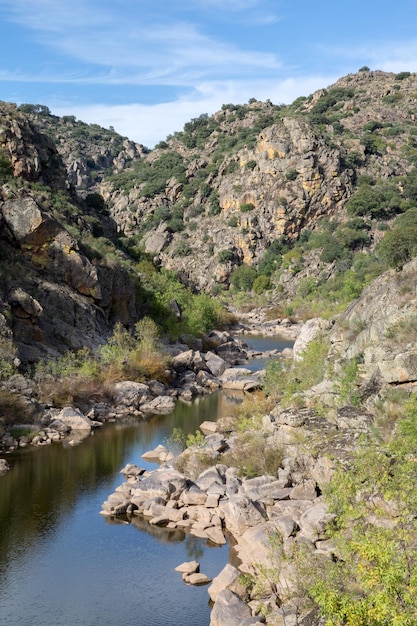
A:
[
  {"xmin": 0, "ymin": 321, "xmax": 299, "ymax": 466},
  {"xmin": 0, "ymin": 331, "xmax": 296, "ymax": 626}
]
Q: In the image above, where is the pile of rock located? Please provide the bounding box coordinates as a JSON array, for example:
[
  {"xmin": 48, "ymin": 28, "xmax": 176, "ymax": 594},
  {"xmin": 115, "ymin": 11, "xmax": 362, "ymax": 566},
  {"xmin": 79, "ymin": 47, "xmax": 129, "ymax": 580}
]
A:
[
  {"xmin": 101, "ymin": 455, "xmax": 331, "ymax": 625},
  {"xmin": 100, "ymin": 403, "xmax": 373, "ymax": 625},
  {"xmin": 174, "ymin": 560, "xmax": 212, "ymax": 586}
]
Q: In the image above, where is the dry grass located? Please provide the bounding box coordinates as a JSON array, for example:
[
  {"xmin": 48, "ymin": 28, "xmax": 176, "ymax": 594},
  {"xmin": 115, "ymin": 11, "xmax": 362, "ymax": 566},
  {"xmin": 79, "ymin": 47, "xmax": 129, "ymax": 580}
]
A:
[
  {"xmin": 38, "ymin": 377, "xmax": 114, "ymax": 410},
  {"xmin": 0, "ymin": 389, "xmax": 33, "ymax": 429},
  {"xmin": 223, "ymin": 433, "xmax": 284, "ymax": 478}
]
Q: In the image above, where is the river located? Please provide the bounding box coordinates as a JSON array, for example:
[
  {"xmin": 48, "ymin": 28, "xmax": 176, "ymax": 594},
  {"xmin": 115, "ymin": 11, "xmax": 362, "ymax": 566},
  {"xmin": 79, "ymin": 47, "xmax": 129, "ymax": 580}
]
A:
[{"xmin": 0, "ymin": 335, "xmax": 292, "ymax": 626}]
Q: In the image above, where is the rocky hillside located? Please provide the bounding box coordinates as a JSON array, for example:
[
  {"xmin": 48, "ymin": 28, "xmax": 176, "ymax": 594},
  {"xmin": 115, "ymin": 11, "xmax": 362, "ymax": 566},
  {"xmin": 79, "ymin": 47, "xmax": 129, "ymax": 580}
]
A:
[
  {"xmin": 2, "ymin": 68, "xmax": 417, "ymax": 364},
  {"xmin": 96, "ymin": 68, "xmax": 417, "ymax": 292}
]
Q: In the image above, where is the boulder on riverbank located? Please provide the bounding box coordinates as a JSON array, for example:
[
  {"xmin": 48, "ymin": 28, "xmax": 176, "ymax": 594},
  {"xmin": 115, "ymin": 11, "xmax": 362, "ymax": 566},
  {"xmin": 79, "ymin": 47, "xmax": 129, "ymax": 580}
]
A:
[{"xmin": 0, "ymin": 458, "xmax": 10, "ymax": 474}]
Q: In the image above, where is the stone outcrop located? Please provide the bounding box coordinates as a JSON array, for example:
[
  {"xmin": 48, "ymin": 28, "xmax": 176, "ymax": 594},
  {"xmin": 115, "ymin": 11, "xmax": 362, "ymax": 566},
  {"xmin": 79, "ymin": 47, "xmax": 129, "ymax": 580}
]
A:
[{"xmin": 0, "ymin": 458, "xmax": 10, "ymax": 474}]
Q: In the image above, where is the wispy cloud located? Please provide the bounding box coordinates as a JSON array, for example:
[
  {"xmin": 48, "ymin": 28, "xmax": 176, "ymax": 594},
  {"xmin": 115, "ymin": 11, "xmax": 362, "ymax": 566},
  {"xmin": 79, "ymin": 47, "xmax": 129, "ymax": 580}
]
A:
[
  {"xmin": 0, "ymin": 0, "xmax": 109, "ymax": 31},
  {"xmin": 0, "ymin": 0, "xmax": 281, "ymax": 85},
  {"xmin": 190, "ymin": 0, "xmax": 264, "ymax": 11}
]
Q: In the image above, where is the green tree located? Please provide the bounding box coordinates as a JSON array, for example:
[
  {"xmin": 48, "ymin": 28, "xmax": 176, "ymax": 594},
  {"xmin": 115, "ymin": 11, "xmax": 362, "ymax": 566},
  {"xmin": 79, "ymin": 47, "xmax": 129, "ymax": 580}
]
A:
[{"xmin": 252, "ymin": 274, "xmax": 271, "ymax": 294}]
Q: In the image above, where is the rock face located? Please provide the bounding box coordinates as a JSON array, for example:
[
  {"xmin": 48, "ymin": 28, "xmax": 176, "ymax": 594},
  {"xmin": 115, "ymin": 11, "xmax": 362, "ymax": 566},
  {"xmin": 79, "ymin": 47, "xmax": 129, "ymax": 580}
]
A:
[
  {"xmin": 0, "ymin": 102, "xmax": 149, "ymax": 364},
  {"xmin": 96, "ymin": 70, "xmax": 417, "ymax": 291},
  {"xmin": 329, "ymin": 257, "xmax": 417, "ymax": 387},
  {"xmin": 104, "ymin": 114, "xmax": 354, "ymax": 291}
]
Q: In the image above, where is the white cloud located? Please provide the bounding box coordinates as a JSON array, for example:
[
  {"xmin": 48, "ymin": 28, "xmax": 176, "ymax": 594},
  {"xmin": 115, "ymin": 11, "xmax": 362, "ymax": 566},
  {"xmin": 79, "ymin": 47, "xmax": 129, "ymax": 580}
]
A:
[
  {"xmin": 51, "ymin": 74, "xmax": 337, "ymax": 147},
  {"xmin": 318, "ymin": 40, "xmax": 417, "ymax": 74},
  {"xmin": 0, "ymin": 0, "xmax": 109, "ymax": 31}
]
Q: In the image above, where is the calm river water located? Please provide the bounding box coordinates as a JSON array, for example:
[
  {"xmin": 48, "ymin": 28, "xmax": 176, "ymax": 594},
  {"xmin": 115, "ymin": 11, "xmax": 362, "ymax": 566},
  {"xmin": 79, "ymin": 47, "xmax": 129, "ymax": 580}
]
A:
[{"xmin": 0, "ymin": 335, "xmax": 292, "ymax": 626}]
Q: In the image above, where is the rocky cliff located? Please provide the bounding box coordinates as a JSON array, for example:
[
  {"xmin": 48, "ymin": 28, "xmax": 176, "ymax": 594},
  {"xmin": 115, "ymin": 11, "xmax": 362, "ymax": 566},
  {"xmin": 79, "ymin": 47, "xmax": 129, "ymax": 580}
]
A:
[{"xmin": 0, "ymin": 103, "xmax": 145, "ymax": 364}]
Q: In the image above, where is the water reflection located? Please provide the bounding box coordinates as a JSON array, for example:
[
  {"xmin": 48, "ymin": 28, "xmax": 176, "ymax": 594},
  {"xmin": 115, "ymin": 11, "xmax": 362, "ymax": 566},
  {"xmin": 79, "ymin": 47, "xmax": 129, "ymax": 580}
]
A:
[
  {"xmin": 0, "ymin": 335, "xmax": 291, "ymax": 625},
  {"xmin": 0, "ymin": 391, "xmax": 245, "ymax": 625}
]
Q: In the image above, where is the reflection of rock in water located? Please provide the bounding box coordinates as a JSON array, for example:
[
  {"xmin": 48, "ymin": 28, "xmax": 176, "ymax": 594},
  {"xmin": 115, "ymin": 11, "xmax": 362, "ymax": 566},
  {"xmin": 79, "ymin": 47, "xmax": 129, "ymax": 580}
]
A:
[
  {"xmin": 220, "ymin": 390, "xmax": 246, "ymax": 406},
  {"xmin": 128, "ymin": 514, "xmax": 186, "ymax": 543}
]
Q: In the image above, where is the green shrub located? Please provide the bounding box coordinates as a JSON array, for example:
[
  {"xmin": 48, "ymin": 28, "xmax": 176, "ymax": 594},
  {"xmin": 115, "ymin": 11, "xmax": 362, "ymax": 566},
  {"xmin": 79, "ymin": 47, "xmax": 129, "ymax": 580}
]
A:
[
  {"xmin": 394, "ymin": 207, "xmax": 417, "ymax": 228},
  {"xmin": 403, "ymin": 167, "xmax": 417, "ymax": 202},
  {"xmin": 223, "ymin": 431, "xmax": 284, "ymax": 478},
  {"xmin": 395, "ymin": 71, "xmax": 411, "ymax": 80},
  {"xmin": 173, "ymin": 241, "xmax": 192, "ymax": 257},
  {"xmin": 311, "ymin": 397, "xmax": 417, "ymax": 625},
  {"xmin": 240, "ymin": 202, "xmax": 255, "ymax": 212},
  {"xmin": 0, "ymin": 390, "xmax": 32, "ymax": 428},
  {"xmin": 0, "ymin": 153, "xmax": 13, "ymax": 181},
  {"xmin": 230, "ymin": 264, "xmax": 257, "ymax": 291},
  {"xmin": 285, "ymin": 169, "xmax": 298, "ymax": 181},
  {"xmin": 297, "ymin": 277, "xmax": 317, "ymax": 298},
  {"xmin": 377, "ymin": 225, "xmax": 417, "ymax": 268},
  {"xmin": 186, "ymin": 293, "xmax": 222, "ymax": 336},
  {"xmin": 257, "ymin": 238, "xmax": 288, "ymax": 276},
  {"xmin": 346, "ymin": 182, "xmax": 403, "ymax": 219},
  {"xmin": 320, "ymin": 239, "xmax": 346, "ymax": 263},
  {"xmin": 264, "ymin": 336, "xmax": 329, "ymax": 404},
  {"xmin": 252, "ymin": 274, "xmax": 271, "ymax": 294},
  {"xmin": 363, "ymin": 120, "xmax": 384, "ymax": 132},
  {"xmin": 225, "ymin": 160, "xmax": 239, "ymax": 175},
  {"xmin": 217, "ymin": 249, "xmax": 235, "ymax": 263}
]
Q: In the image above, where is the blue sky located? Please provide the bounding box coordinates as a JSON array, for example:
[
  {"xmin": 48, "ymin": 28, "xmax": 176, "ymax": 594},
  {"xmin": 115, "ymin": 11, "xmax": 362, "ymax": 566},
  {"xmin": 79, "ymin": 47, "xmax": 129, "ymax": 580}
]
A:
[{"xmin": 1, "ymin": 0, "xmax": 416, "ymax": 147}]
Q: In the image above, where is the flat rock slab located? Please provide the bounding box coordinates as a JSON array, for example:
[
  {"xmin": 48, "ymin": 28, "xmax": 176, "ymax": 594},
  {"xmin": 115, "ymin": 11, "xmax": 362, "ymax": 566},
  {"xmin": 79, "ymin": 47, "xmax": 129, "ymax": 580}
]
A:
[
  {"xmin": 183, "ymin": 572, "xmax": 212, "ymax": 586},
  {"xmin": 199, "ymin": 420, "xmax": 218, "ymax": 435},
  {"xmin": 175, "ymin": 560, "xmax": 200, "ymax": 574},
  {"xmin": 140, "ymin": 396, "xmax": 175, "ymax": 415},
  {"xmin": 120, "ymin": 463, "xmax": 146, "ymax": 477},
  {"xmin": 141, "ymin": 444, "xmax": 169, "ymax": 462}
]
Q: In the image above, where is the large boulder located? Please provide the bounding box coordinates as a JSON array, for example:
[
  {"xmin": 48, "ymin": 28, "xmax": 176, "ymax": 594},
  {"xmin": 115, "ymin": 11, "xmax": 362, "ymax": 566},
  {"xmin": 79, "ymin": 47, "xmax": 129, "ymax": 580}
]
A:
[
  {"xmin": 0, "ymin": 459, "xmax": 10, "ymax": 474},
  {"xmin": 134, "ymin": 467, "xmax": 188, "ymax": 502},
  {"xmin": 293, "ymin": 318, "xmax": 331, "ymax": 360},
  {"xmin": 140, "ymin": 396, "xmax": 175, "ymax": 415},
  {"xmin": 208, "ymin": 564, "xmax": 245, "ymax": 602},
  {"xmin": 113, "ymin": 381, "xmax": 150, "ymax": 408},
  {"xmin": 204, "ymin": 351, "xmax": 227, "ymax": 377},
  {"xmin": 220, "ymin": 493, "xmax": 265, "ymax": 536},
  {"xmin": 210, "ymin": 590, "xmax": 263, "ymax": 626},
  {"xmin": 49, "ymin": 406, "xmax": 94, "ymax": 431}
]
